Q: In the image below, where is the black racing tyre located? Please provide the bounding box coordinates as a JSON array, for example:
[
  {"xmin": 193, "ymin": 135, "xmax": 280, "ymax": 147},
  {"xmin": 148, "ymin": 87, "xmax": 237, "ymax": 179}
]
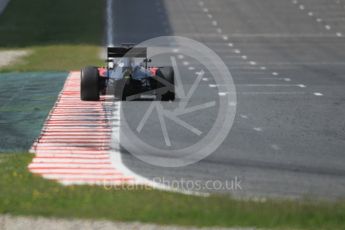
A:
[
  {"xmin": 80, "ymin": 66, "xmax": 100, "ymax": 101},
  {"xmin": 156, "ymin": 67, "xmax": 175, "ymax": 101},
  {"xmin": 113, "ymin": 79, "xmax": 139, "ymax": 101},
  {"xmin": 122, "ymin": 81, "xmax": 133, "ymax": 101}
]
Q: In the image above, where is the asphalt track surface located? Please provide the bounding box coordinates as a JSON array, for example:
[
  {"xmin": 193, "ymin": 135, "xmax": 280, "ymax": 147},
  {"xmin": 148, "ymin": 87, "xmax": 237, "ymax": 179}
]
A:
[{"xmin": 110, "ymin": 0, "xmax": 345, "ymax": 199}]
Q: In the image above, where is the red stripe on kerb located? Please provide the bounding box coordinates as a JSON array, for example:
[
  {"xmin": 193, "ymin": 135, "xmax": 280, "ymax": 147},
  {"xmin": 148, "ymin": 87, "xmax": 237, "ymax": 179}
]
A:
[{"xmin": 28, "ymin": 72, "xmax": 135, "ymax": 185}]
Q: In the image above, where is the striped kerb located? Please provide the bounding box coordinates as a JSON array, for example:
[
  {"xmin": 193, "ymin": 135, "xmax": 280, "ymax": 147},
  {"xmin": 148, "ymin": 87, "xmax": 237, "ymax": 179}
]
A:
[{"xmin": 28, "ymin": 72, "xmax": 135, "ymax": 185}]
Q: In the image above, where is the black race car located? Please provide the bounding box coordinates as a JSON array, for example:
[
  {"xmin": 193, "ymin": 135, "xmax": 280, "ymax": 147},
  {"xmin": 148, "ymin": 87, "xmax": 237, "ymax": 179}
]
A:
[{"xmin": 80, "ymin": 44, "xmax": 175, "ymax": 101}]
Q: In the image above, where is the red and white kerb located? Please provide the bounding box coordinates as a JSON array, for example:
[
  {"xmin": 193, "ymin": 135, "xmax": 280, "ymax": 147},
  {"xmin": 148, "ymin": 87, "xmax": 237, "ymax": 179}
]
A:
[{"xmin": 28, "ymin": 72, "xmax": 135, "ymax": 185}]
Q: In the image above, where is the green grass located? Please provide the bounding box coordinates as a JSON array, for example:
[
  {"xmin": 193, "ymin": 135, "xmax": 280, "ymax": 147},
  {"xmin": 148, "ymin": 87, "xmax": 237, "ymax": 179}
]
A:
[
  {"xmin": 0, "ymin": 154, "xmax": 345, "ymax": 230},
  {"xmin": 0, "ymin": 0, "xmax": 104, "ymax": 71},
  {"xmin": 0, "ymin": 45, "xmax": 103, "ymax": 72}
]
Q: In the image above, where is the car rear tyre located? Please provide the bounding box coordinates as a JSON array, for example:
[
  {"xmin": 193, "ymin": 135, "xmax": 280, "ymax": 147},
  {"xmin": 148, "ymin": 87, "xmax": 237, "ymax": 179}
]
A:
[
  {"xmin": 80, "ymin": 66, "xmax": 100, "ymax": 101},
  {"xmin": 156, "ymin": 67, "xmax": 175, "ymax": 101}
]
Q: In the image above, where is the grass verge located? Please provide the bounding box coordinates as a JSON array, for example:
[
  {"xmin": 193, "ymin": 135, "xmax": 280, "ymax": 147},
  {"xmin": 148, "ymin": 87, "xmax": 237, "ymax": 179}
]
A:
[
  {"xmin": 0, "ymin": 153, "xmax": 344, "ymax": 230},
  {"xmin": 0, "ymin": 0, "xmax": 104, "ymax": 71},
  {"xmin": 0, "ymin": 45, "xmax": 103, "ymax": 72}
]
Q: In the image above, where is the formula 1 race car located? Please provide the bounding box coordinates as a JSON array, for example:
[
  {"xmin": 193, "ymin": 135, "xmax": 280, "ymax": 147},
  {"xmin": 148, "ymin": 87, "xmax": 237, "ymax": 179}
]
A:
[{"xmin": 80, "ymin": 44, "xmax": 175, "ymax": 101}]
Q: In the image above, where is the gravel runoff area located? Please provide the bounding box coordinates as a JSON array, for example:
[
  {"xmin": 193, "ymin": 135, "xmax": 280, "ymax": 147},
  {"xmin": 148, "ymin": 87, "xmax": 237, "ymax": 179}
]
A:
[
  {"xmin": 0, "ymin": 50, "xmax": 30, "ymax": 68},
  {"xmin": 0, "ymin": 72, "xmax": 68, "ymax": 152},
  {"xmin": 0, "ymin": 215, "xmax": 255, "ymax": 230}
]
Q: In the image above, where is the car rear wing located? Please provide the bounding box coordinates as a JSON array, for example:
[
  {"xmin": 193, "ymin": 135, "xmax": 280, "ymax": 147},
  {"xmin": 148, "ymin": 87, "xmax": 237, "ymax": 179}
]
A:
[{"xmin": 107, "ymin": 46, "xmax": 147, "ymax": 60}]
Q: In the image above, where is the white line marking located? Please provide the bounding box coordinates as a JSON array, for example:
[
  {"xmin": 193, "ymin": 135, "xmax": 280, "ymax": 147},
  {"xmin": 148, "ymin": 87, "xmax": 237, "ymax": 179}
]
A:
[
  {"xmin": 178, "ymin": 54, "xmax": 184, "ymax": 59},
  {"xmin": 29, "ymin": 163, "xmax": 113, "ymax": 169},
  {"xmin": 313, "ymin": 92, "xmax": 323, "ymax": 96},
  {"xmin": 271, "ymin": 144, "xmax": 280, "ymax": 151},
  {"xmin": 233, "ymin": 49, "xmax": 241, "ymax": 54},
  {"xmin": 240, "ymin": 84, "xmax": 302, "ymax": 87},
  {"xmin": 106, "ymin": 0, "xmax": 114, "ymax": 46},
  {"xmin": 43, "ymin": 174, "xmax": 130, "ymax": 180},
  {"xmin": 298, "ymin": 84, "xmax": 306, "ymax": 88},
  {"xmin": 31, "ymin": 169, "xmax": 119, "ymax": 174},
  {"xmin": 32, "ymin": 158, "xmax": 110, "ymax": 164},
  {"xmin": 218, "ymin": 92, "xmax": 228, "ymax": 96},
  {"xmin": 36, "ymin": 154, "xmax": 109, "ymax": 158},
  {"xmin": 272, "ymin": 72, "xmax": 279, "ymax": 76}
]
